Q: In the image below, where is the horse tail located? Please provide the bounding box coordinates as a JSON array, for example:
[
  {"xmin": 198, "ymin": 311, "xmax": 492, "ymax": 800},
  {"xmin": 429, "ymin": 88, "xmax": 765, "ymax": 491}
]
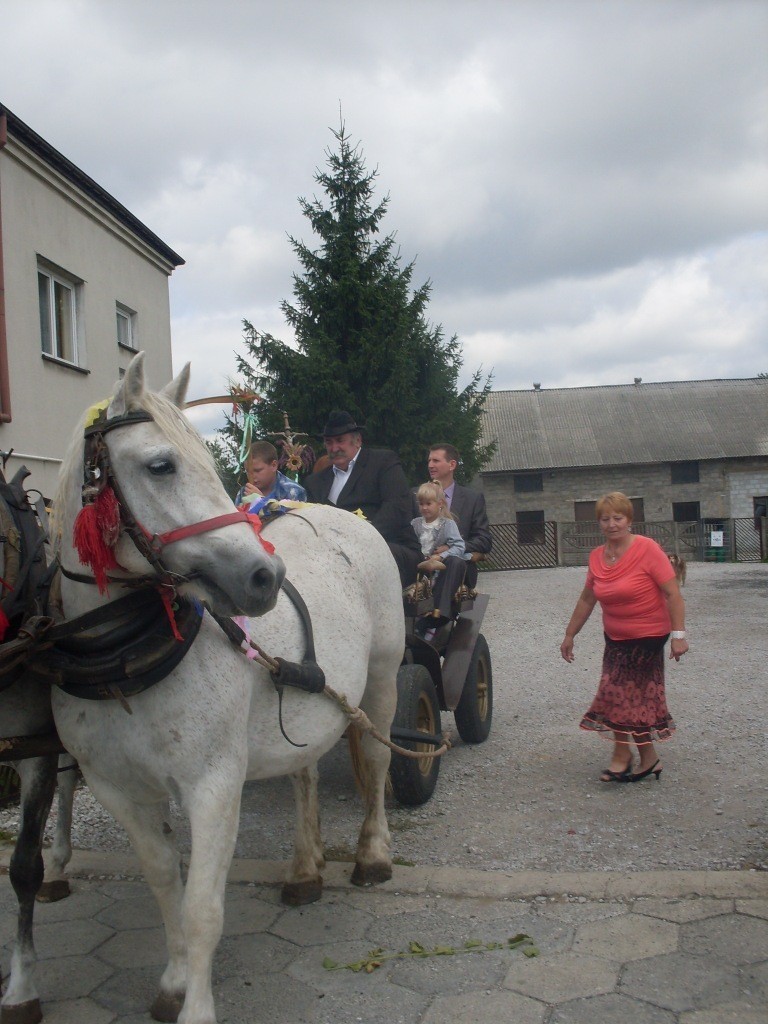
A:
[{"xmin": 346, "ymin": 726, "xmax": 393, "ymax": 798}]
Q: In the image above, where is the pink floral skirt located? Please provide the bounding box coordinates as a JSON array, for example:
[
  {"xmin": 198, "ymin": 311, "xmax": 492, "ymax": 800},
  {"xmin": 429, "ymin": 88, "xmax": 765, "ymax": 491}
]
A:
[{"xmin": 580, "ymin": 634, "xmax": 676, "ymax": 745}]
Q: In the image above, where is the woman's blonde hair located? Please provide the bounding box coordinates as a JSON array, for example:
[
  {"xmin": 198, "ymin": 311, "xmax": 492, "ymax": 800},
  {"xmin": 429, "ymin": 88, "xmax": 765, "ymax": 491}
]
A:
[
  {"xmin": 416, "ymin": 481, "xmax": 456, "ymax": 521},
  {"xmin": 595, "ymin": 491, "xmax": 634, "ymax": 522}
]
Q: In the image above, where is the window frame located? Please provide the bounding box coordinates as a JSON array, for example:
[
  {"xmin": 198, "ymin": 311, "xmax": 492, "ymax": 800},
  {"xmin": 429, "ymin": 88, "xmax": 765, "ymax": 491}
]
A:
[
  {"xmin": 116, "ymin": 301, "xmax": 138, "ymax": 352},
  {"xmin": 671, "ymin": 461, "xmax": 700, "ymax": 485},
  {"xmin": 513, "ymin": 472, "xmax": 543, "ymax": 494},
  {"xmin": 37, "ymin": 260, "xmax": 83, "ymax": 367}
]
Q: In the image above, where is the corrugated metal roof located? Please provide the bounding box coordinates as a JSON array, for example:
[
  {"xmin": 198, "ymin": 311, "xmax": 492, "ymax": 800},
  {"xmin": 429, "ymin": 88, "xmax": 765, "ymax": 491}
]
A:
[{"xmin": 482, "ymin": 378, "xmax": 768, "ymax": 472}]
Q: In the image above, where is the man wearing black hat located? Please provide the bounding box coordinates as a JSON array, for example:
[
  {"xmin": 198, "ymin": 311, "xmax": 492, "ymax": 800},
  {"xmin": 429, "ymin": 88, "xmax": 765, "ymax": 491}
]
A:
[{"xmin": 305, "ymin": 411, "xmax": 421, "ymax": 588}]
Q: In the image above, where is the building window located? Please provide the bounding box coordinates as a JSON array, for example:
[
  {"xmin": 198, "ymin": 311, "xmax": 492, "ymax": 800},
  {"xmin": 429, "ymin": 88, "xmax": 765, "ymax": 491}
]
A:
[
  {"xmin": 517, "ymin": 510, "xmax": 545, "ymax": 545},
  {"xmin": 514, "ymin": 472, "xmax": 543, "ymax": 493},
  {"xmin": 671, "ymin": 461, "xmax": 699, "ymax": 484},
  {"xmin": 116, "ymin": 302, "xmax": 137, "ymax": 350},
  {"xmin": 38, "ymin": 261, "xmax": 82, "ymax": 365},
  {"xmin": 754, "ymin": 496, "xmax": 768, "ymax": 528},
  {"xmin": 673, "ymin": 501, "xmax": 700, "ymax": 523}
]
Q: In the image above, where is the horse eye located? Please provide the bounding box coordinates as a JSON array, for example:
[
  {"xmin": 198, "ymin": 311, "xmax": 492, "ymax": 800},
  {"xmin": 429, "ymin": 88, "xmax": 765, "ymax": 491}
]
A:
[{"xmin": 148, "ymin": 459, "xmax": 175, "ymax": 476}]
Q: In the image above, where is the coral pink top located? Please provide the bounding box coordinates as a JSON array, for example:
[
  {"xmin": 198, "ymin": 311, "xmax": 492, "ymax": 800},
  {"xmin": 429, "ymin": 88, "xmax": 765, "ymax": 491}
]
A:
[{"xmin": 586, "ymin": 534, "xmax": 676, "ymax": 640}]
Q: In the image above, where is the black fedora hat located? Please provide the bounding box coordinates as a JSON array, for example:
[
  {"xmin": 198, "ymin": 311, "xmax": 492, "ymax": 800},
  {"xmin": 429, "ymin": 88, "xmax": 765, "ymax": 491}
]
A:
[{"xmin": 320, "ymin": 410, "xmax": 366, "ymax": 438}]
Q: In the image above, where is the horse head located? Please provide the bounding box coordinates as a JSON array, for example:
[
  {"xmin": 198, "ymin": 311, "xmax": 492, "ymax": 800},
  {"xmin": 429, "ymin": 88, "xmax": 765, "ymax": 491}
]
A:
[{"xmin": 57, "ymin": 352, "xmax": 285, "ymax": 617}]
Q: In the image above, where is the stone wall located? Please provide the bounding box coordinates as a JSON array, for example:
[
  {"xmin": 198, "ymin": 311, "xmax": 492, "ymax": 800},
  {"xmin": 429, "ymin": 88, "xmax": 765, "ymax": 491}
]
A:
[{"xmin": 482, "ymin": 457, "xmax": 768, "ymax": 524}]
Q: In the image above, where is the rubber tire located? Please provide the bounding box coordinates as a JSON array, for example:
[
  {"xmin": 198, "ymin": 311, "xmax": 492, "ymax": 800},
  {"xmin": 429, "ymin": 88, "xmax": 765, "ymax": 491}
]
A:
[
  {"xmin": 454, "ymin": 633, "xmax": 492, "ymax": 744},
  {"xmin": 389, "ymin": 664, "xmax": 441, "ymax": 806}
]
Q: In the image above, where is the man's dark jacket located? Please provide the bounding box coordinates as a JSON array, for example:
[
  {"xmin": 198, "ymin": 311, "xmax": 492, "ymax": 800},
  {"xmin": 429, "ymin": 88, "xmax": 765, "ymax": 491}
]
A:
[
  {"xmin": 450, "ymin": 483, "xmax": 492, "ymax": 555},
  {"xmin": 305, "ymin": 447, "xmax": 420, "ymax": 553}
]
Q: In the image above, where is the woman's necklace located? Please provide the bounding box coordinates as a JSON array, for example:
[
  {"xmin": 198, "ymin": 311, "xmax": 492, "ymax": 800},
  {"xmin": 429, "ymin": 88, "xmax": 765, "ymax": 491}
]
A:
[{"xmin": 604, "ymin": 539, "xmax": 629, "ymax": 562}]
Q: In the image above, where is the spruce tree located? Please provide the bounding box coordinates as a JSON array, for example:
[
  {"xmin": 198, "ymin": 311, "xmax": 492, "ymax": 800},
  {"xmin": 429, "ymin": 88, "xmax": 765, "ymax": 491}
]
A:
[{"xmin": 219, "ymin": 123, "xmax": 494, "ymax": 484}]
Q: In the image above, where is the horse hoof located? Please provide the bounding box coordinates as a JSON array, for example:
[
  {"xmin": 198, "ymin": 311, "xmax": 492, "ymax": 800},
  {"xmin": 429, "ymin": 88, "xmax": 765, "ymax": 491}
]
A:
[
  {"xmin": 150, "ymin": 990, "xmax": 184, "ymax": 1023},
  {"xmin": 36, "ymin": 879, "xmax": 71, "ymax": 903},
  {"xmin": 351, "ymin": 861, "xmax": 393, "ymax": 887},
  {"xmin": 281, "ymin": 878, "xmax": 323, "ymax": 906},
  {"xmin": 0, "ymin": 999, "xmax": 43, "ymax": 1024}
]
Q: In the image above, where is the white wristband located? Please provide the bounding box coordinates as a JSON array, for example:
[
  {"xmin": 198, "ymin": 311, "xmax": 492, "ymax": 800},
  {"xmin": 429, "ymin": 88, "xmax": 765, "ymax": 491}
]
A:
[{"xmin": 670, "ymin": 630, "xmax": 686, "ymax": 640}]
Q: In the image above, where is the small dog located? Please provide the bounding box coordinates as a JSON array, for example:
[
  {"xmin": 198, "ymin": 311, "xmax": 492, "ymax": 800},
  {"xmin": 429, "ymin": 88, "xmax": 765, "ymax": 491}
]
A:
[{"xmin": 668, "ymin": 553, "xmax": 687, "ymax": 586}]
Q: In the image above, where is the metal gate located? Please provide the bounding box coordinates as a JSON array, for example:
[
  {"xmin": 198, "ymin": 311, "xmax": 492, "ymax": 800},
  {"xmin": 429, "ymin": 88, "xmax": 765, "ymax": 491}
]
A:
[{"xmin": 486, "ymin": 521, "xmax": 558, "ymax": 570}]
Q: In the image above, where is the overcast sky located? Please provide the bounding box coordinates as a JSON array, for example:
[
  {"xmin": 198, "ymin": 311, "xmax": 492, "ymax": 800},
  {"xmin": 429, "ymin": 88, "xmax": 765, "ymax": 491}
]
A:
[{"xmin": 3, "ymin": 0, "xmax": 767, "ymax": 436}]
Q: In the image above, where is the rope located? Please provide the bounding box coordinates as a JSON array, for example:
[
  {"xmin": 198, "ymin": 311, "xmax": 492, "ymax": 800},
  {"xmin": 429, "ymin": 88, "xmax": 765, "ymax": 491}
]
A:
[
  {"xmin": 237, "ymin": 637, "xmax": 451, "ymax": 761},
  {"xmin": 322, "ymin": 683, "xmax": 452, "ymax": 761}
]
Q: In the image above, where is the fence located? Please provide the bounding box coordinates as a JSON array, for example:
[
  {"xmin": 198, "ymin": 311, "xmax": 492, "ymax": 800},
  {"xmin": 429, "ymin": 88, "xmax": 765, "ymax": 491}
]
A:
[{"xmin": 487, "ymin": 518, "xmax": 767, "ymax": 571}]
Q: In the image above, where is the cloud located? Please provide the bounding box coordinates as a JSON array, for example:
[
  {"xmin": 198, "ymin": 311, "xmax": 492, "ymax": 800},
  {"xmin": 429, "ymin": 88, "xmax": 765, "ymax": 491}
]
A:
[{"xmin": 2, "ymin": 0, "xmax": 766, "ymax": 440}]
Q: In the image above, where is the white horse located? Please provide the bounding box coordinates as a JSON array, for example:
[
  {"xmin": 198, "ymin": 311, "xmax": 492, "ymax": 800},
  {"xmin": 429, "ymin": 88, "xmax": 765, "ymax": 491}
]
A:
[{"xmin": 48, "ymin": 354, "xmax": 402, "ymax": 1024}]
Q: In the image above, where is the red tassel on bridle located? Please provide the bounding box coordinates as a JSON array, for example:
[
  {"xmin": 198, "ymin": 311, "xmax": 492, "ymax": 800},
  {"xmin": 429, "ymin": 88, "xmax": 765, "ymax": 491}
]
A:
[{"xmin": 72, "ymin": 485, "xmax": 121, "ymax": 593}]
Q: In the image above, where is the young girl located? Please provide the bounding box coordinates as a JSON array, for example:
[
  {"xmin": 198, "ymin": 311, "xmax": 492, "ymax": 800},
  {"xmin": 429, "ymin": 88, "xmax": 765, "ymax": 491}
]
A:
[
  {"xmin": 411, "ymin": 481, "xmax": 467, "ymax": 570},
  {"xmin": 411, "ymin": 482, "xmax": 470, "ymax": 631}
]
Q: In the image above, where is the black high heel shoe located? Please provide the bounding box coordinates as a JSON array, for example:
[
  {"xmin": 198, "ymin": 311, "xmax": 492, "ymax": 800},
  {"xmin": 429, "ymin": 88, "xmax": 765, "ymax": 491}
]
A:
[
  {"xmin": 600, "ymin": 765, "xmax": 632, "ymax": 783},
  {"xmin": 630, "ymin": 760, "xmax": 662, "ymax": 783}
]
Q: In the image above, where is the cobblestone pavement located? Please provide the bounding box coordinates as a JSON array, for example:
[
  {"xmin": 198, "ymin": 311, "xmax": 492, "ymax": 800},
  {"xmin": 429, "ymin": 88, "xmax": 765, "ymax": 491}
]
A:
[{"xmin": 1, "ymin": 850, "xmax": 766, "ymax": 1024}]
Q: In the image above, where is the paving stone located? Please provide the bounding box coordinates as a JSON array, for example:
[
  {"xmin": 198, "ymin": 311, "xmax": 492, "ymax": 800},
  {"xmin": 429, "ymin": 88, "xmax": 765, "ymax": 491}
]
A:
[
  {"xmin": 269, "ymin": 900, "xmax": 371, "ymax": 945},
  {"xmin": 34, "ymin": 888, "xmax": 114, "ymax": 923},
  {"xmin": 217, "ymin": 930, "xmax": 303, "ymax": 978},
  {"xmin": 679, "ymin": 1001, "xmax": 768, "ymax": 1024},
  {"xmin": 316, "ymin": 978, "xmax": 430, "ymax": 1024},
  {"xmin": 336, "ymin": 888, "xmax": 436, "ymax": 916},
  {"xmin": 222, "ymin": 891, "xmax": 281, "ymax": 935},
  {"xmin": 90, "ymin": 964, "xmax": 162, "ymax": 1016},
  {"xmin": 680, "ymin": 912, "xmax": 768, "ymax": 964},
  {"xmin": 572, "ymin": 913, "xmax": 678, "ymax": 961},
  {"xmin": 504, "ymin": 952, "xmax": 618, "ymax": 1002},
  {"xmin": 36, "ymin": 953, "xmax": 115, "ymax": 1001},
  {"xmin": 364, "ymin": 906, "xmax": 572, "ymax": 957},
  {"xmin": 736, "ymin": 898, "xmax": 768, "ymax": 920},
  {"xmin": 421, "ymin": 988, "xmax": 546, "ymax": 1024},
  {"xmin": 97, "ymin": 926, "xmax": 167, "ymax": 968},
  {"xmin": 286, "ymin": 940, "xmax": 401, "ymax": 991},
  {"xmin": 550, "ymin": 992, "xmax": 677, "ymax": 1023},
  {"xmin": 35, "ymin": 917, "xmax": 114, "ymax": 959},
  {"xmin": 739, "ymin": 960, "xmax": 768, "ymax": 1003},
  {"xmin": 387, "ymin": 945, "xmax": 511, "ymax": 996},
  {"xmin": 632, "ymin": 897, "xmax": 734, "ymax": 923},
  {"xmin": 535, "ymin": 900, "xmax": 628, "ymax": 925},
  {"xmin": 33, "ymin": 996, "xmax": 116, "ymax": 1023},
  {"xmin": 95, "ymin": 893, "xmax": 163, "ymax": 930},
  {"xmin": 620, "ymin": 950, "xmax": 741, "ymax": 1011},
  {"xmin": 214, "ymin": 970, "xmax": 318, "ymax": 1023}
]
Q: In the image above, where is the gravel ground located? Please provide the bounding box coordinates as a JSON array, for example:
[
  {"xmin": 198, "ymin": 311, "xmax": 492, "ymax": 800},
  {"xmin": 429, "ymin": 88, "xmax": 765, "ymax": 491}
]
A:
[{"xmin": 4, "ymin": 561, "xmax": 767, "ymax": 873}]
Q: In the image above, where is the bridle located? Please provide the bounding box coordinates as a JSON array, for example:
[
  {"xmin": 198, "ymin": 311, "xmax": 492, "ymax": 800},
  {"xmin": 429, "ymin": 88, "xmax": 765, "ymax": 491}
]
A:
[{"xmin": 69, "ymin": 407, "xmax": 271, "ymax": 591}]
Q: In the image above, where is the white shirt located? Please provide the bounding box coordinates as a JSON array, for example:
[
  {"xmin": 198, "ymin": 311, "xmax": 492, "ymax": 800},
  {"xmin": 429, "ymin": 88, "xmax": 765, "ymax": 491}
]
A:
[{"xmin": 328, "ymin": 452, "xmax": 359, "ymax": 504}]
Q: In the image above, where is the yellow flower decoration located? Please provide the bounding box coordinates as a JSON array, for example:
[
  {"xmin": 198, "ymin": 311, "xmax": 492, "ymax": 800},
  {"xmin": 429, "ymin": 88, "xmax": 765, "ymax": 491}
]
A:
[
  {"xmin": 83, "ymin": 398, "xmax": 111, "ymax": 428},
  {"xmin": 353, "ymin": 508, "xmax": 368, "ymax": 519}
]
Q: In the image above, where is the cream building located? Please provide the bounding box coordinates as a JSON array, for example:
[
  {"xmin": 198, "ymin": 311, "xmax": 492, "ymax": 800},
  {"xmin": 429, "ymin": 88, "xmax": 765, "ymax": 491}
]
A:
[{"xmin": 0, "ymin": 103, "xmax": 184, "ymax": 498}]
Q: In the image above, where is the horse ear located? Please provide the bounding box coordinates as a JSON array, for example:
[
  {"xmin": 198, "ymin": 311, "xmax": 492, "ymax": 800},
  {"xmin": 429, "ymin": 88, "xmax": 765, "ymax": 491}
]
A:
[
  {"xmin": 108, "ymin": 352, "xmax": 146, "ymax": 418},
  {"xmin": 161, "ymin": 363, "xmax": 191, "ymax": 409}
]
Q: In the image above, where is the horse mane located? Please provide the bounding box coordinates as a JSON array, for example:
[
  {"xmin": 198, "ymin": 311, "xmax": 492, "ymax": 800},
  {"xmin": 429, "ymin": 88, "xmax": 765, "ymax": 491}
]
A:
[{"xmin": 52, "ymin": 387, "xmax": 219, "ymax": 554}]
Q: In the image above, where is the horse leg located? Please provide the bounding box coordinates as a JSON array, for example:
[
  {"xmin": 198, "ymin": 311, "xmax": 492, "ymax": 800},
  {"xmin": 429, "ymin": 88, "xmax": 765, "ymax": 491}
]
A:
[
  {"xmin": 1, "ymin": 754, "xmax": 57, "ymax": 1024},
  {"xmin": 37, "ymin": 755, "xmax": 77, "ymax": 903},
  {"xmin": 281, "ymin": 765, "xmax": 325, "ymax": 906},
  {"xmin": 81, "ymin": 771, "xmax": 188, "ymax": 1024},
  {"xmin": 350, "ymin": 673, "xmax": 396, "ymax": 887},
  {"xmin": 177, "ymin": 776, "xmax": 243, "ymax": 1024}
]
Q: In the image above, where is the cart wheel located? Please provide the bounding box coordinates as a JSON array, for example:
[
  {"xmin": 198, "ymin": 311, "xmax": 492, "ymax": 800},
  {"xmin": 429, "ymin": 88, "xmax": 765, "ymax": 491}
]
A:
[
  {"xmin": 454, "ymin": 633, "xmax": 492, "ymax": 744},
  {"xmin": 389, "ymin": 664, "xmax": 441, "ymax": 806}
]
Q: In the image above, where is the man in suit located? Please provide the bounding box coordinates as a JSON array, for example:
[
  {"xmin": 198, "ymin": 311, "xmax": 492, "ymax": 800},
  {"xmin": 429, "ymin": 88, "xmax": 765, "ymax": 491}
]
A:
[
  {"xmin": 427, "ymin": 443, "xmax": 492, "ymax": 587},
  {"xmin": 304, "ymin": 411, "xmax": 421, "ymax": 588}
]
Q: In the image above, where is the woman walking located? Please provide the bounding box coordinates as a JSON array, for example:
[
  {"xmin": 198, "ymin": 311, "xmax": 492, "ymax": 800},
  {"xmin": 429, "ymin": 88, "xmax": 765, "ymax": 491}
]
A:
[{"xmin": 560, "ymin": 492, "xmax": 689, "ymax": 783}]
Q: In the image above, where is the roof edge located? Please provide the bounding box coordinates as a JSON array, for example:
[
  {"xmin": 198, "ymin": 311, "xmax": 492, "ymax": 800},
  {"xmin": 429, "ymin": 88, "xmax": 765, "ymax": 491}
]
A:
[{"xmin": 0, "ymin": 103, "xmax": 184, "ymax": 268}]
